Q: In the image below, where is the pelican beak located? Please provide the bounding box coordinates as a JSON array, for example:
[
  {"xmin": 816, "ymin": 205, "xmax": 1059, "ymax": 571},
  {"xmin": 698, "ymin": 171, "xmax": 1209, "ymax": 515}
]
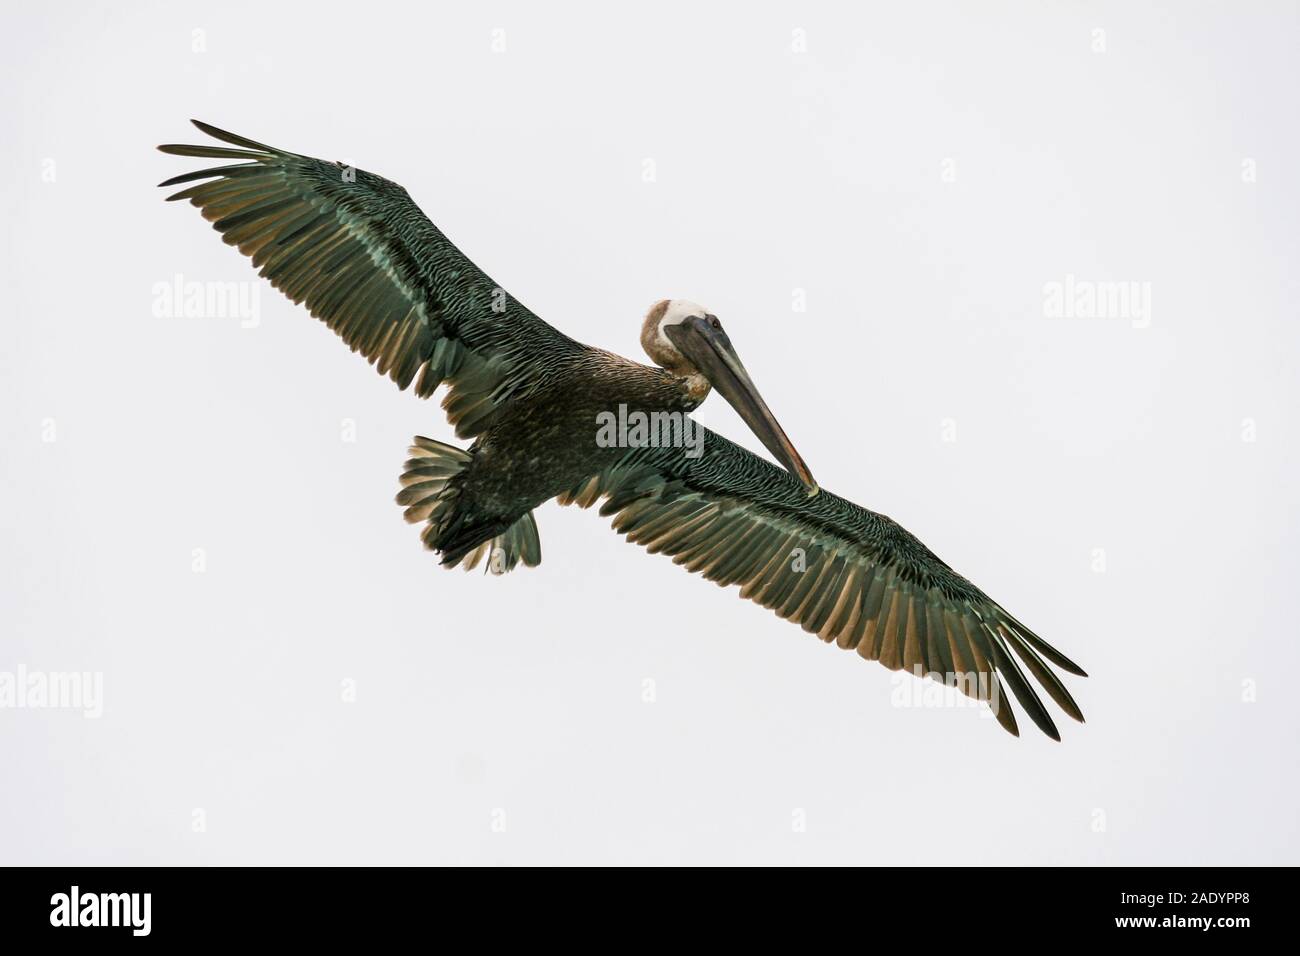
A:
[{"xmin": 666, "ymin": 316, "xmax": 819, "ymax": 495}]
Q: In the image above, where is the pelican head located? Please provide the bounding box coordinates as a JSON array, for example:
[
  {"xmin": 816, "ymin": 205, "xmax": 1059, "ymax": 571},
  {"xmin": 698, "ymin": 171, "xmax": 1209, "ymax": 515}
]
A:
[{"xmin": 641, "ymin": 299, "xmax": 818, "ymax": 495}]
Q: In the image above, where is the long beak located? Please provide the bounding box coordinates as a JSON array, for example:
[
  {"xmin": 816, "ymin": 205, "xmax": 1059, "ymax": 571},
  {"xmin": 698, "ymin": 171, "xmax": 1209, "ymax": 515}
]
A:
[{"xmin": 666, "ymin": 318, "xmax": 819, "ymax": 495}]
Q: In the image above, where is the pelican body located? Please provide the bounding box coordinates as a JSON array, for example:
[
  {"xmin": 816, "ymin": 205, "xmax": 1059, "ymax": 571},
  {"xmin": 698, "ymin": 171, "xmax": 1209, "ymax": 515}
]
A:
[{"xmin": 159, "ymin": 121, "xmax": 1087, "ymax": 740}]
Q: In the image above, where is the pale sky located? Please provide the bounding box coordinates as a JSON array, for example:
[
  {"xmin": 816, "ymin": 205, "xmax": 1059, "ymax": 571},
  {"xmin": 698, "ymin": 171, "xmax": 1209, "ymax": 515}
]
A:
[{"xmin": 2, "ymin": 0, "xmax": 1297, "ymax": 864}]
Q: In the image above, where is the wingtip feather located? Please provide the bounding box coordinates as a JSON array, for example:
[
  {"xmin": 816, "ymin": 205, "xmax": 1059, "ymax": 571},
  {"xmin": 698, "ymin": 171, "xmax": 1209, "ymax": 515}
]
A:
[{"xmin": 190, "ymin": 119, "xmax": 278, "ymax": 153}]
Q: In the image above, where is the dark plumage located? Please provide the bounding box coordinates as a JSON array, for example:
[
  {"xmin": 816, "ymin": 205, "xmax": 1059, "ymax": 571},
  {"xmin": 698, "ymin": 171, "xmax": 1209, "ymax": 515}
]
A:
[{"xmin": 159, "ymin": 120, "xmax": 1087, "ymax": 739}]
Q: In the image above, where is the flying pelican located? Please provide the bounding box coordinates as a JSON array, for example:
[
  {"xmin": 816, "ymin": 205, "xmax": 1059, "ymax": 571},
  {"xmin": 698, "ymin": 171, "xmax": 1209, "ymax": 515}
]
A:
[{"xmin": 158, "ymin": 121, "xmax": 1086, "ymax": 739}]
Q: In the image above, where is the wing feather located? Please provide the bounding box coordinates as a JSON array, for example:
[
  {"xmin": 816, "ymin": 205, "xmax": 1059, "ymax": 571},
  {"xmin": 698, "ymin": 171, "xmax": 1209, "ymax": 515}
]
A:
[
  {"xmin": 561, "ymin": 431, "xmax": 1086, "ymax": 739},
  {"xmin": 159, "ymin": 120, "xmax": 585, "ymax": 435}
]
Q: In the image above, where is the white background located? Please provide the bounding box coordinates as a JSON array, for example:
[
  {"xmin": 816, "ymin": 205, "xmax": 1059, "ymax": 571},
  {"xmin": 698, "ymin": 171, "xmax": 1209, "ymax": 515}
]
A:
[{"xmin": 2, "ymin": 1, "xmax": 1297, "ymax": 865}]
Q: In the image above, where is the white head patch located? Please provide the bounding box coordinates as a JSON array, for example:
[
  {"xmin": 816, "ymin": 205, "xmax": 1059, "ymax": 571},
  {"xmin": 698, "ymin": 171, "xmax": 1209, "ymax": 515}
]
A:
[
  {"xmin": 661, "ymin": 299, "xmax": 709, "ymax": 327},
  {"xmin": 657, "ymin": 299, "xmax": 710, "ymax": 350}
]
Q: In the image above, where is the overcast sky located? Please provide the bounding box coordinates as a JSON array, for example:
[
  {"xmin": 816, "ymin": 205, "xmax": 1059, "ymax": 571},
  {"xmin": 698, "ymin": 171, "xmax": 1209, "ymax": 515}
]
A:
[{"xmin": 2, "ymin": 1, "xmax": 1297, "ymax": 864}]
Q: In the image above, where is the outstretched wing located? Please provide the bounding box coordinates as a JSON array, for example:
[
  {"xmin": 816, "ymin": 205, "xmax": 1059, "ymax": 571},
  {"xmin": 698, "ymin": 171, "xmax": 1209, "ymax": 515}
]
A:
[
  {"xmin": 559, "ymin": 431, "xmax": 1087, "ymax": 739},
  {"xmin": 158, "ymin": 120, "xmax": 586, "ymax": 437}
]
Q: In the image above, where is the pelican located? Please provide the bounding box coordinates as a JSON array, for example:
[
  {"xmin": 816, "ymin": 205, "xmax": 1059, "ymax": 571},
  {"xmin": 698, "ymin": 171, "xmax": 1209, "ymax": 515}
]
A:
[{"xmin": 158, "ymin": 121, "xmax": 1086, "ymax": 739}]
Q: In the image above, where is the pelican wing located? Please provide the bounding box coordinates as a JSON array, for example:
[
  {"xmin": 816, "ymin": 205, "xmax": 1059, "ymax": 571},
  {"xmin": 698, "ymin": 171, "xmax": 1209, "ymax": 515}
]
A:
[
  {"xmin": 560, "ymin": 431, "xmax": 1087, "ymax": 739},
  {"xmin": 158, "ymin": 120, "xmax": 585, "ymax": 437}
]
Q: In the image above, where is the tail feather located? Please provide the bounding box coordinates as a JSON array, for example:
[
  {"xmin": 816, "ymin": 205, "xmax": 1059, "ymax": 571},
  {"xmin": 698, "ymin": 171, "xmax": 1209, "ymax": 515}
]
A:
[{"xmin": 396, "ymin": 436, "xmax": 540, "ymax": 574}]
